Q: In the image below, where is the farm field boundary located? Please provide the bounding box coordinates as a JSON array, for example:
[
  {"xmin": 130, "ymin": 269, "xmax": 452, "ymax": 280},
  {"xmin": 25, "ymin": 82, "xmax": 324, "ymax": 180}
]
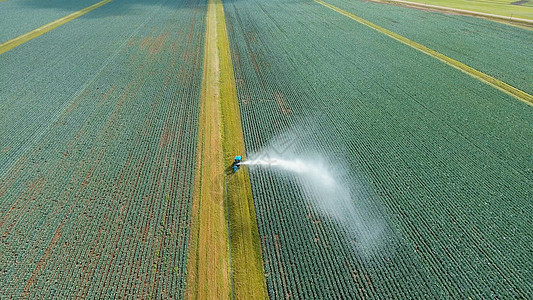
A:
[
  {"xmin": 371, "ymin": 0, "xmax": 533, "ymax": 29},
  {"xmin": 186, "ymin": 0, "xmax": 267, "ymax": 298},
  {"xmin": 315, "ymin": 0, "xmax": 533, "ymax": 106},
  {"xmin": 0, "ymin": 0, "xmax": 114, "ymax": 55},
  {"xmin": 375, "ymin": 0, "xmax": 533, "ymax": 22},
  {"xmin": 185, "ymin": 0, "xmax": 231, "ymax": 298},
  {"xmin": 216, "ymin": 0, "xmax": 268, "ymax": 296}
]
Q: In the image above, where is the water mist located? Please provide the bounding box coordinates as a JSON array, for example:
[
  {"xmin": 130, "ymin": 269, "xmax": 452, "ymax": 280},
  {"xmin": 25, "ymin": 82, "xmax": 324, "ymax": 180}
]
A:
[{"xmin": 241, "ymin": 125, "xmax": 390, "ymax": 258}]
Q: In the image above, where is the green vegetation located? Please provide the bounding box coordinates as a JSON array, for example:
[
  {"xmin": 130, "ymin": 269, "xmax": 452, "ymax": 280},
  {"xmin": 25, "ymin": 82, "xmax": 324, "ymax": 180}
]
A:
[
  {"xmin": 224, "ymin": 0, "xmax": 532, "ymax": 297},
  {"xmin": 316, "ymin": 0, "xmax": 533, "ymax": 105},
  {"xmin": 328, "ymin": 0, "xmax": 533, "ymax": 95},
  {"xmin": 1, "ymin": 0, "xmax": 532, "ymax": 298},
  {"xmin": 0, "ymin": 0, "xmax": 206, "ymax": 297},
  {"xmin": 0, "ymin": 0, "xmax": 105, "ymax": 43},
  {"xmin": 0, "ymin": 0, "xmax": 115, "ymax": 55}
]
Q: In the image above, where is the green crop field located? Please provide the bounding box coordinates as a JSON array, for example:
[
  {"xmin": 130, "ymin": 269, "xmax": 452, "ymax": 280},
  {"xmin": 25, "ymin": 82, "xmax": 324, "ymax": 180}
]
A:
[
  {"xmin": 1, "ymin": 0, "xmax": 532, "ymax": 298},
  {"xmin": 0, "ymin": 0, "xmax": 104, "ymax": 42},
  {"xmin": 1, "ymin": 0, "xmax": 206, "ymax": 297},
  {"xmin": 224, "ymin": 0, "xmax": 532, "ymax": 298},
  {"xmin": 327, "ymin": 0, "xmax": 533, "ymax": 95}
]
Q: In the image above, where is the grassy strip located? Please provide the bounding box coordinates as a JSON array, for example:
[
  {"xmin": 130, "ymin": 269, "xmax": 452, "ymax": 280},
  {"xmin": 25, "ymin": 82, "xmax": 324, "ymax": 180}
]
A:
[
  {"xmin": 216, "ymin": 0, "xmax": 268, "ymax": 297},
  {"xmin": 372, "ymin": 0, "xmax": 533, "ymax": 29},
  {"xmin": 380, "ymin": 0, "xmax": 533, "ymax": 20},
  {"xmin": 315, "ymin": 0, "xmax": 533, "ymax": 106},
  {"xmin": 186, "ymin": 0, "xmax": 267, "ymax": 298},
  {"xmin": 185, "ymin": 0, "xmax": 231, "ymax": 298},
  {"xmin": 0, "ymin": 0, "xmax": 114, "ymax": 55}
]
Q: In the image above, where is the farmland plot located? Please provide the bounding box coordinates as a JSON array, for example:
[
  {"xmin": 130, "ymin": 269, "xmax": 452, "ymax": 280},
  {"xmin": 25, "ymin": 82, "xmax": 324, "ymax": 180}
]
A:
[
  {"xmin": 223, "ymin": 0, "xmax": 532, "ymax": 298},
  {"xmin": 324, "ymin": 0, "xmax": 533, "ymax": 95},
  {"xmin": 0, "ymin": 0, "xmax": 104, "ymax": 43},
  {"xmin": 0, "ymin": 0, "xmax": 206, "ymax": 297}
]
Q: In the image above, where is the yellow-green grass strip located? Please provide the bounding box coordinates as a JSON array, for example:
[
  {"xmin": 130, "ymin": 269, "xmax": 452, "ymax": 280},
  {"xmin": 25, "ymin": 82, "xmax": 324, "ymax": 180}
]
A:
[
  {"xmin": 216, "ymin": 0, "xmax": 268, "ymax": 297},
  {"xmin": 185, "ymin": 0, "xmax": 268, "ymax": 298},
  {"xmin": 379, "ymin": 0, "xmax": 533, "ymax": 21},
  {"xmin": 185, "ymin": 0, "xmax": 231, "ymax": 298},
  {"xmin": 315, "ymin": 0, "xmax": 533, "ymax": 106},
  {"xmin": 371, "ymin": 0, "xmax": 533, "ymax": 29},
  {"xmin": 0, "ymin": 0, "xmax": 114, "ymax": 55}
]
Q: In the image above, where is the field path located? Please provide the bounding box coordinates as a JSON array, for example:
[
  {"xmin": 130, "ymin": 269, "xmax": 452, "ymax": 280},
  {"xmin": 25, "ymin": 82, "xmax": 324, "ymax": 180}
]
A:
[
  {"xmin": 374, "ymin": 0, "xmax": 533, "ymax": 22},
  {"xmin": 185, "ymin": 0, "xmax": 231, "ymax": 297},
  {"xmin": 185, "ymin": 0, "xmax": 267, "ymax": 298}
]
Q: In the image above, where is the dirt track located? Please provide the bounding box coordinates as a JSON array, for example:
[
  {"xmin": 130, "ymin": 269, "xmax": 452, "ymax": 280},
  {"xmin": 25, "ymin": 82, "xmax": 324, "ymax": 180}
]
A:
[{"xmin": 373, "ymin": 0, "xmax": 533, "ymax": 28}]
